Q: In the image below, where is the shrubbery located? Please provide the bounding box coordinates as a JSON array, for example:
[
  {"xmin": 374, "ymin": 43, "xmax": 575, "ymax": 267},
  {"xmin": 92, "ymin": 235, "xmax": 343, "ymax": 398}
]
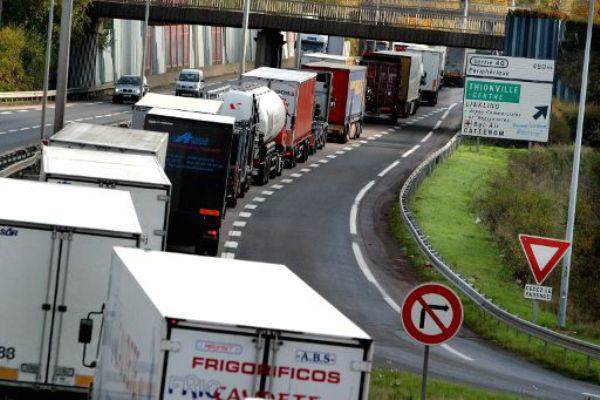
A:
[
  {"xmin": 473, "ymin": 146, "xmax": 600, "ymax": 322},
  {"xmin": 0, "ymin": 26, "xmax": 45, "ymax": 91}
]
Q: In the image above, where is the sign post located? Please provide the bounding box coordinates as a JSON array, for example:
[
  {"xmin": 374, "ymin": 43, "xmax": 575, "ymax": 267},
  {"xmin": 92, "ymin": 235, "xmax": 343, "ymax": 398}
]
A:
[
  {"xmin": 401, "ymin": 283, "xmax": 464, "ymax": 400},
  {"xmin": 461, "ymin": 55, "xmax": 555, "ymax": 143}
]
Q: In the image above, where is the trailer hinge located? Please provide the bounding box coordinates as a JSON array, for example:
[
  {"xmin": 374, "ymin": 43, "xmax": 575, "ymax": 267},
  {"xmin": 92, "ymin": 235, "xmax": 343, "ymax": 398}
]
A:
[
  {"xmin": 157, "ymin": 194, "xmax": 170, "ymax": 202},
  {"xmin": 153, "ymin": 230, "xmax": 167, "ymax": 237},
  {"xmin": 160, "ymin": 340, "xmax": 181, "ymax": 352},
  {"xmin": 350, "ymin": 361, "xmax": 372, "ymax": 373}
]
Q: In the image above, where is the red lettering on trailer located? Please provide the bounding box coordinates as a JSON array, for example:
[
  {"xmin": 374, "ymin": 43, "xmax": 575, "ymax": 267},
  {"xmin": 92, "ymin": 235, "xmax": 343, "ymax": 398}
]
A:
[
  {"xmin": 328, "ymin": 371, "xmax": 340, "ymax": 384},
  {"xmin": 206, "ymin": 358, "xmax": 219, "ymax": 370},
  {"xmin": 296, "ymin": 368, "xmax": 310, "ymax": 381}
]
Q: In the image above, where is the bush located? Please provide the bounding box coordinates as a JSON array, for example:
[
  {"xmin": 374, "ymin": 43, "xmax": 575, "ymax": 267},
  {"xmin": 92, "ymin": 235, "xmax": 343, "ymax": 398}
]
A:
[
  {"xmin": 473, "ymin": 146, "xmax": 600, "ymax": 322},
  {"xmin": 551, "ymin": 100, "xmax": 600, "ymax": 147}
]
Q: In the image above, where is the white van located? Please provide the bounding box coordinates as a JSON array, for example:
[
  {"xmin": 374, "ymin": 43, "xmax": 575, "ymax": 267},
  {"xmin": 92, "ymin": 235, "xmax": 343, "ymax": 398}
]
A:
[{"xmin": 175, "ymin": 68, "xmax": 205, "ymax": 97}]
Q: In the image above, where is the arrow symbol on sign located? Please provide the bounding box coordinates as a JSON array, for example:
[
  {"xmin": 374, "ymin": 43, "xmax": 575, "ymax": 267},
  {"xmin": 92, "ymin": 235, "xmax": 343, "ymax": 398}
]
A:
[
  {"xmin": 533, "ymin": 106, "xmax": 549, "ymax": 120},
  {"xmin": 419, "ymin": 304, "xmax": 449, "ymax": 329}
]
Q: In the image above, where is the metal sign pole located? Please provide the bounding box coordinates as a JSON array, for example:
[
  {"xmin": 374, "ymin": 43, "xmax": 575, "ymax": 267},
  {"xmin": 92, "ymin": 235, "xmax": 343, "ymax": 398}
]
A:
[
  {"xmin": 558, "ymin": 0, "xmax": 595, "ymax": 328},
  {"xmin": 238, "ymin": 0, "xmax": 251, "ymax": 79},
  {"xmin": 41, "ymin": 0, "xmax": 55, "ymax": 140},
  {"xmin": 139, "ymin": 0, "xmax": 150, "ymax": 97},
  {"xmin": 421, "ymin": 345, "xmax": 430, "ymax": 400},
  {"xmin": 53, "ymin": 0, "xmax": 74, "ymax": 133}
]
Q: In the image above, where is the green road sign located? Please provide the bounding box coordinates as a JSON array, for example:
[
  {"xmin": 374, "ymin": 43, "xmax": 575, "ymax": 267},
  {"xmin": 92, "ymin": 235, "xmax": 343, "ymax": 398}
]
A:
[{"xmin": 465, "ymin": 80, "xmax": 521, "ymax": 103}]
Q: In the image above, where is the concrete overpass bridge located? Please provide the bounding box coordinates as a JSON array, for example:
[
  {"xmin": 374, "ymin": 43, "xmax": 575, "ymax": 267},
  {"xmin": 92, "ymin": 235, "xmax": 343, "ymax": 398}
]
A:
[{"xmin": 89, "ymin": 0, "xmax": 509, "ymax": 50}]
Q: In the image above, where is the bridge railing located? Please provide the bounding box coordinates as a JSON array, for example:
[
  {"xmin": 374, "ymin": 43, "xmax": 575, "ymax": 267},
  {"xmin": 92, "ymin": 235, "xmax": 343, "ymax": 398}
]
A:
[{"xmin": 94, "ymin": 0, "xmax": 506, "ymax": 36}]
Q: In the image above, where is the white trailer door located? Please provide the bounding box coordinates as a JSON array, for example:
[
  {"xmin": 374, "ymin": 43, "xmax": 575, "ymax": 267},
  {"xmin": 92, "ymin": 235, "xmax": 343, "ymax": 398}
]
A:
[
  {"xmin": 48, "ymin": 232, "xmax": 138, "ymax": 388},
  {"xmin": 270, "ymin": 81, "xmax": 299, "ymax": 132},
  {"xmin": 120, "ymin": 184, "xmax": 169, "ymax": 251},
  {"xmin": 164, "ymin": 327, "xmax": 262, "ymax": 399},
  {"xmin": 421, "ymin": 53, "xmax": 441, "ymax": 92},
  {"xmin": 0, "ymin": 226, "xmax": 59, "ymax": 385},
  {"xmin": 266, "ymin": 334, "xmax": 369, "ymax": 399}
]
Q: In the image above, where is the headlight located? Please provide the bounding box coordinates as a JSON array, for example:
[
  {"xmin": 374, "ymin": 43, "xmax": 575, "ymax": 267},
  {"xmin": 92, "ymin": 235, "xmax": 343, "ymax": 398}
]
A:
[
  {"xmin": 133, "ymin": 88, "xmax": 140, "ymax": 94},
  {"xmin": 114, "ymin": 88, "xmax": 121, "ymax": 93}
]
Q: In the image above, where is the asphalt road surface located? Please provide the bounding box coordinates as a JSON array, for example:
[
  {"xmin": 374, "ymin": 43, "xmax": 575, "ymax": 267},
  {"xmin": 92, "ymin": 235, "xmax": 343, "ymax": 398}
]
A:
[{"xmin": 216, "ymin": 88, "xmax": 600, "ymax": 400}]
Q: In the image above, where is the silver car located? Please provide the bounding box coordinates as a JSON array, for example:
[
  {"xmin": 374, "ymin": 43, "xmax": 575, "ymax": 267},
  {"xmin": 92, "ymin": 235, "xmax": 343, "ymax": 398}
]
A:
[
  {"xmin": 175, "ymin": 69, "xmax": 205, "ymax": 97},
  {"xmin": 113, "ymin": 75, "xmax": 149, "ymax": 103}
]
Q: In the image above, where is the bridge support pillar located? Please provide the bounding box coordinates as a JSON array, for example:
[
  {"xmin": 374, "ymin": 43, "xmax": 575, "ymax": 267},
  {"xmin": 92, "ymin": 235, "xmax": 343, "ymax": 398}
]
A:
[
  {"xmin": 254, "ymin": 29, "xmax": 285, "ymax": 68},
  {"xmin": 68, "ymin": 18, "xmax": 104, "ymax": 89}
]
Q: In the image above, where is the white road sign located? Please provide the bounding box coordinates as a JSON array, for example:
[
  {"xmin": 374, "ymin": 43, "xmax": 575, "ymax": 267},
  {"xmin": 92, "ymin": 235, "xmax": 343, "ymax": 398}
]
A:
[
  {"xmin": 462, "ymin": 55, "xmax": 555, "ymax": 143},
  {"xmin": 524, "ymin": 284, "xmax": 552, "ymax": 302}
]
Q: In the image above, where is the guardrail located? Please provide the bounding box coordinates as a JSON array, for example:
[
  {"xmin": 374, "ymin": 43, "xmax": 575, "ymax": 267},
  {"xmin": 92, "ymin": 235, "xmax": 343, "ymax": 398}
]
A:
[
  {"xmin": 0, "ymin": 146, "xmax": 40, "ymax": 178},
  {"xmin": 399, "ymin": 134, "xmax": 600, "ymax": 366},
  {"xmin": 0, "ymin": 83, "xmax": 114, "ymax": 104},
  {"xmin": 92, "ymin": 0, "xmax": 507, "ymax": 36}
]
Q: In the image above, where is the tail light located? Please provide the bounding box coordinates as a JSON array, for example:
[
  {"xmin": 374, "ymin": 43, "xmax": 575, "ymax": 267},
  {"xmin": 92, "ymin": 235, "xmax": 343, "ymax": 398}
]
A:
[
  {"xmin": 433, "ymin": 79, "xmax": 437, "ymax": 90},
  {"xmin": 199, "ymin": 209, "xmax": 220, "ymax": 217},
  {"xmin": 285, "ymin": 151, "xmax": 292, "ymax": 157},
  {"xmin": 207, "ymin": 230, "xmax": 218, "ymax": 237}
]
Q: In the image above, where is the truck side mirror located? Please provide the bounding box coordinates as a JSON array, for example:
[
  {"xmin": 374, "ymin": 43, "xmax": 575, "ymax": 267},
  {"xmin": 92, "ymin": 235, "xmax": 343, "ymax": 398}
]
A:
[{"xmin": 78, "ymin": 318, "xmax": 93, "ymax": 344}]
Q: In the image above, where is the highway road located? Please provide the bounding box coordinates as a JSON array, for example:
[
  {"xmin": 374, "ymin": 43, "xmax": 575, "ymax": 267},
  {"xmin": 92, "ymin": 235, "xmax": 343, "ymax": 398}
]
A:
[
  {"xmin": 216, "ymin": 88, "xmax": 600, "ymax": 400},
  {"xmin": 2, "ymin": 84, "xmax": 600, "ymax": 399}
]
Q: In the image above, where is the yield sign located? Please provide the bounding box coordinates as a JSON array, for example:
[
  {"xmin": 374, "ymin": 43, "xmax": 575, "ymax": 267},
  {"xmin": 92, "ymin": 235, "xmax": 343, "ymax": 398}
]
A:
[{"xmin": 519, "ymin": 234, "xmax": 571, "ymax": 285}]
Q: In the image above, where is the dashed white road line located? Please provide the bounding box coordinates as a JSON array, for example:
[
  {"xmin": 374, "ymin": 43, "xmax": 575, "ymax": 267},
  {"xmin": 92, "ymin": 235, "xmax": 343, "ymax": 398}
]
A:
[
  {"xmin": 239, "ymin": 212, "xmax": 252, "ymax": 218},
  {"xmin": 327, "ymin": 154, "xmax": 337, "ymax": 159},
  {"xmin": 281, "ymin": 178, "xmax": 294, "ymax": 183},
  {"xmin": 359, "ymin": 140, "xmax": 368, "ymax": 144},
  {"xmin": 352, "ymin": 143, "xmax": 361, "ymax": 147},
  {"xmin": 368, "ymin": 137, "xmax": 376, "ymax": 141},
  {"xmin": 262, "ymin": 190, "xmax": 274, "ymax": 196},
  {"xmin": 224, "ymin": 241, "xmax": 239, "ymax": 249},
  {"xmin": 402, "ymin": 145, "xmax": 420, "ymax": 158},
  {"xmin": 271, "ymin": 184, "xmax": 284, "ymax": 189},
  {"xmin": 343, "ymin": 146, "xmax": 353, "ymax": 151},
  {"xmin": 434, "ymin": 120, "xmax": 443, "ymax": 130},
  {"xmin": 583, "ymin": 393, "xmax": 600, "ymax": 399},
  {"xmin": 318, "ymin": 159, "xmax": 329, "ymax": 164},
  {"xmin": 228, "ymin": 230, "xmax": 242, "ymax": 237},
  {"xmin": 300, "ymin": 168, "xmax": 311, "ymax": 173},
  {"xmin": 374, "ymin": 134, "xmax": 382, "ymax": 138},
  {"xmin": 253, "ymin": 197, "xmax": 266, "ymax": 203},
  {"xmin": 0, "ymin": 111, "xmax": 13, "ymax": 115},
  {"xmin": 349, "ymin": 180, "xmax": 375, "ymax": 235},
  {"xmin": 290, "ymin": 173, "xmax": 302, "ymax": 178},
  {"xmin": 233, "ymin": 221, "xmax": 247, "ymax": 227},
  {"xmin": 335, "ymin": 150, "xmax": 346, "ymax": 155},
  {"xmin": 377, "ymin": 160, "xmax": 400, "ymax": 177},
  {"xmin": 221, "ymin": 252, "xmax": 236, "ymax": 259},
  {"xmin": 245, "ymin": 204, "xmax": 258, "ymax": 210},
  {"xmin": 421, "ymin": 131, "xmax": 434, "ymax": 143}
]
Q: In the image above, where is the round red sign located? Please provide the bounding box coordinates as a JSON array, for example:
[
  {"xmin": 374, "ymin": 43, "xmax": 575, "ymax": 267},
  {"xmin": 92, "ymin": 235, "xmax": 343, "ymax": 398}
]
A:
[{"xmin": 401, "ymin": 283, "xmax": 463, "ymax": 346}]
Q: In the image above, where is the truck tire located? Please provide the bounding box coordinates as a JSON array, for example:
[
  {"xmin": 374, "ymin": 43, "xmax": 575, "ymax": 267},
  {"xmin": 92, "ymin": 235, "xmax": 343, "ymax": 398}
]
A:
[
  {"xmin": 226, "ymin": 195, "xmax": 238, "ymax": 208},
  {"xmin": 400, "ymin": 103, "xmax": 410, "ymax": 119},
  {"xmin": 430, "ymin": 93, "xmax": 438, "ymax": 106},
  {"xmin": 341, "ymin": 127, "xmax": 350, "ymax": 144},
  {"xmin": 356, "ymin": 122, "xmax": 363, "ymax": 138}
]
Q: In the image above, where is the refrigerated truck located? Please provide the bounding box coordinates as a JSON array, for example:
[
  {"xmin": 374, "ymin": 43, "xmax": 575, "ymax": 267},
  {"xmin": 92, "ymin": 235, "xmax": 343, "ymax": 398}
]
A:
[
  {"xmin": 41, "ymin": 146, "xmax": 171, "ymax": 251},
  {"xmin": 241, "ymin": 68, "xmax": 316, "ymax": 168},
  {"xmin": 50, "ymin": 122, "xmax": 169, "ymax": 168},
  {"xmin": 131, "ymin": 92, "xmax": 223, "ymax": 129},
  {"xmin": 90, "ymin": 248, "xmax": 373, "ymax": 400},
  {"xmin": 361, "ymin": 51, "xmax": 424, "ymax": 121},
  {"xmin": 304, "ymin": 62, "xmax": 367, "ymax": 143},
  {"xmin": 0, "ymin": 178, "xmax": 141, "ymax": 393},
  {"xmin": 143, "ymin": 108, "xmax": 235, "ymax": 256},
  {"xmin": 392, "ymin": 43, "xmax": 446, "ymax": 106}
]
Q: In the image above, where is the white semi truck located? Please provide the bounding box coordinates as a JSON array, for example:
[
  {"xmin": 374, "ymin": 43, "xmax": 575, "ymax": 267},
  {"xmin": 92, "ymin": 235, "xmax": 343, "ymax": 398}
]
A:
[
  {"xmin": 89, "ymin": 248, "xmax": 373, "ymax": 400},
  {"xmin": 0, "ymin": 178, "xmax": 141, "ymax": 393}
]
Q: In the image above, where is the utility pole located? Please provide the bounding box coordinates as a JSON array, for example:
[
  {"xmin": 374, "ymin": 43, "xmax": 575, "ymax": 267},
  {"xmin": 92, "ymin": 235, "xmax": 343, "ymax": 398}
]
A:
[
  {"xmin": 462, "ymin": 0, "xmax": 469, "ymax": 32},
  {"xmin": 238, "ymin": 0, "xmax": 251, "ymax": 79},
  {"xmin": 139, "ymin": 0, "xmax": 150, "ymax": 97},
  {"xmin": 558, "ymin": 0, "xmax": 595, "ymax": 327},
  {"xmin": 294, "ymin": 1, "xmax": 305, "ymax": 70},
  {"xmin": 41, "ymin": 0, "xmax": 55, "ymax": 139},
  {"xmin": 53, "ymin": 0, "xmax": 74, "ymax": 133},
  {"xmin": 0, "ymin": 0, "xmax": 3, "ymax": 27}
]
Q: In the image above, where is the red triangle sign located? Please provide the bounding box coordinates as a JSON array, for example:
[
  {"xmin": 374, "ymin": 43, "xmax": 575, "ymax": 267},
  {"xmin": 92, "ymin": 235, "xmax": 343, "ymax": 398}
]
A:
[{"xmin": 518, "ymin": 234, "xmax": 571, "ymax": 285}]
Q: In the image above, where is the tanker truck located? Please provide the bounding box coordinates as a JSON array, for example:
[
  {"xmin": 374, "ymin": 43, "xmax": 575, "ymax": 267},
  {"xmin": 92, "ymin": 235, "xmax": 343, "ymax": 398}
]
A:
[{"xmin": 220, "ymin": 86, "xmax": 286, "ymax": 186}]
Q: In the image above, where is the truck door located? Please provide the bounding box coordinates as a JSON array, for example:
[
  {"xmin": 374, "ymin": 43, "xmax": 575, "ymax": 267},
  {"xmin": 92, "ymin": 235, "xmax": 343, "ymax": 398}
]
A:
[
  {"xmin": 265, "ymin": 333, "xmax": 370, "ymax": 400},
  {"xmin": 0, "ymin": 226, "xmax": 60, "ymax": 385},
  {"xmin": 313, "ymin": 72, "xmax": 333, "ymax": 123},
  {"xmin": 164, "ymin": 327, "xmax": 264, "ymax": 399},
  {"xmin": 120, "ymin": 184, "xmax": 169, "ymax": 251},
  {"xmin": 47, "ymin": 232, "xmax": 138, "ymax": 388}
]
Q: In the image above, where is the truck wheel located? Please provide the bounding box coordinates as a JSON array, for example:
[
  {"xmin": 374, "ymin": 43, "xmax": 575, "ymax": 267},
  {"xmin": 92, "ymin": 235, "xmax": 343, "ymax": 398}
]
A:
[
  {"xmin": 226, "ymin": 195, "xmax": 238, "ymax": 208},
  {"xmin": 341, "ymin": 128, "xmax": 349, "ymax": 144},
  {"xmin": 356, "ymin": 122, "xmax": 363, "ymax": 138},
  {"xmin": 431, "ymin": 93, "xmax": 438, "ymax": 106}
]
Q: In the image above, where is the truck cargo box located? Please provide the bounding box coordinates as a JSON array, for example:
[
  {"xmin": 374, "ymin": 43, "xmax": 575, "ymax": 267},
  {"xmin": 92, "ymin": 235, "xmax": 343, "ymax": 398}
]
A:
[
  {"xmin": 50, "ymin": 122, "xmax": 169, "ymax": 168},
  {"xmin": 301, "ymin": 52, "xmax": 356, "ymax": 66},
  {"xmin": 304, "ymin": 62, "xmax": 367, "ymax": 141},
  {"xmin": 361, "ymin": 51, "xmax": 424, "ymax": 121},
  {"xmin": 132, "ymin": 93, "xmax": 223, "ymax": 129},
  {"xmin": 143, "ymin": 108, "xmax": 235, "ymax": 255},
  {"xmin": 241, "ymin": 67, "xmax": 316, "ymax": 166},
  {"xmin": 41, "ymin": 146, "xmax": 171, "ymax": 250},
  {"xmin": 0, "ymin": 178, "xmax": 141, "ymax": 392},
  {"xmin": 92, "ymin": 248, "xmax": 373, "ymax": 400}
]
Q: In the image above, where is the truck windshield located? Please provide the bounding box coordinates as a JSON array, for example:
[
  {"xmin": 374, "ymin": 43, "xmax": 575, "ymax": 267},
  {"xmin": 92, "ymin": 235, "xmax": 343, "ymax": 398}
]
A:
[
  {"xmin": 301, "ymin": 41, "xmax": 326, "ymax": 53},
  {"xmin": 179, "ymin": 73, "xmax": 200, "ymax": 82},
  {"xmin": 117, "ymin": 76, "xmax": 140, "ymax": 85}
]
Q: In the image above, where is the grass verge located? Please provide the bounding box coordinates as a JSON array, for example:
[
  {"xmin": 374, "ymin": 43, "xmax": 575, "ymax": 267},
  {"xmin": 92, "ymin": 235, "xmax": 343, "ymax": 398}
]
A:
[
  {"xmin": 369, "ymin": 368, "xmax": 526, "ymax": 399},
  {"xmin": 389, "ymin": 143, "xmax": 600, "ymax": 383}
]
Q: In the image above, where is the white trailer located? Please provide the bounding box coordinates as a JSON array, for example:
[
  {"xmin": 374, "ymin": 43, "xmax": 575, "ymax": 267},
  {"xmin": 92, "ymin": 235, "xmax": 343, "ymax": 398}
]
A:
[
  {"xmin": 0, "ymin": 178, "xmax": 141, "ymax": 393},
  {"xmin": 50, "ymin": 122, "xmax": 169, "ymax": 168},
  {"xmin": 92, "ymin": 248, "xmax": 373, "ymax": 400},
  {"xmin": 300, "ymin": 52, "xmax": 356, "ymax": 66},
  {"xmin": 41, "ymin": 146, "xmax": 171, "ymax": 251},
  {"xmin": 131, "ymin": 93, "xmax": 223, "ymax": 129}
]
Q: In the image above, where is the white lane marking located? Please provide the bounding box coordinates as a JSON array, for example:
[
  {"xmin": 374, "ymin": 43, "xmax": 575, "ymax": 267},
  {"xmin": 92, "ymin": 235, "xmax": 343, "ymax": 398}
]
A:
[
  {"xmin": 402, "ymin": 145, "xmax": 420, "ymax": 158},
  {"xmin": 421, "ymin": 131, "xmax": 434, "ymax": 143},
  {"xmin": 335, "ymin": 150, "xmax": 345, "ymax": 155},
  {"xmin": 221, "ymin": 252, "xmax": 236, "ymax": 259},
  {"xmin": 224, "ymin": 241, "xmax": 239, "ymax": 249},
  {"xmin": 378, "ymin": 160, "xmax": 400, "ymax": 177},
  {"xmin": 355, "ymin": 180, "xmax": 375, "ymax": 204},
  {"xmin": 291, "ymin": 173, "xmax": 302, "ymax": 178},
  {"xmin": 319, "ymin": 159, "xmax": 329, "ymax": 164},
  {"xmin": 19, "ymin": 127, "xmax": 29, "ymax": 131},
  {"xmin": 0, "ymin": 111, "xmax": 13, "ymax": 115},
  {"xmin": 349, "ymin": 180, "xmax": 375, "ymax": 235},
  {"xmin": 440, "ymin": 343, "xmax": 474, "ymax": 362},
  {"xmin": 233, "ymin": 221, "xmax": 247, "ymax": 227},
  {"xmin": 387, "ymin": 128, "xmax": 395, "ymax": 132},
  {"xmin": 17, "ymin": 109, "xmax": 28, "ymax": 113},
  {"xmin": 434, "ymin": 120, "xmax": 443, "ymax": 130},
  {"xmin": 94, "ymin": 115, "xmax": 104, "ymax": 118},
  {"xmin": 343, "ymin": 147, "xmax": 353, "ymax": 151},
  {"xmin": 368, "ymin": 137, "xmax": 376, "ymax": 141},
  {"xmin": 281, "ymin": 178, "xmax": 294, "ymax": 183},
  {"xmin": 583, "ymin": 393, "xmax": 600, "ymax": 399},
  {"xmin": 327, "ymin": 154, "xmax": 337, "ymax": 159},
  {"xmin": 359, "ymin": 140, "xmax": 368, "ymax": 144},
  {"xmin": 239, "ymin": 212, "xmax": 252, "ymax": 218},
  {"xmin": 301, "ymin": 168, "xmax": 311, "ymax": 173},
  {"xmin": 310, "ymin": 163, "xmax": 320, "ymax": 168},
  {"xmin": 262, "ymin": 190, "xmax": 274, "ymax": 196},
  {"xmin": 228, "ymin": 230, "xmax": 242, "ymax": 237},
  {"xmin": 441, "ymin": 102, "xmax": 457, "ymax": 120},
  {"xmin": 382, "ymin": 132, "xmax": 389, "ymax": 135},
  {"xmin": 352, "ymin": 143, "xmax": 361, "ymax": 147},
  {"xmin": 271, "ymin": 184, "xmax": 284, "ymax": 189},
  {"xmin": 31, "ymin": 125, "xmax": 40, "ymax": 129},
  {"xmin": 0, "ymin": 132, "xmax": 5, "ymax": 135},
  {"xmin": 245, "ymin": 204, "xmax": 257, "ymax": 210},
  {"xmin": 374, "ymin": 134, "xmax": 382, "ymax": 138},
  {"xmin": 351, "ymin": 242, "xmax": 400, "ymax": 313},
  {"xmin": 8, "ymin": 129, "xmax": 17, "ymax": 133},
  {"xmin": 253, "ymin": 197, "xmax": 266, "ymax": 203}
]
